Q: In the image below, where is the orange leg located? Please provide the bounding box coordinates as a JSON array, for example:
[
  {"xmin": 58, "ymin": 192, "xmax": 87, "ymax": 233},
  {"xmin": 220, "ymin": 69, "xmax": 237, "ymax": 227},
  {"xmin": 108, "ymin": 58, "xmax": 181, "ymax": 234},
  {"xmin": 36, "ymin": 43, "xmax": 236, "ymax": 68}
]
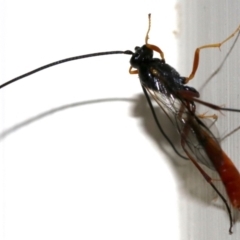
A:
[
  {"xmin": 221, "ymin": 126, "xmax": 240, "ymax": 143},
  {"xmin": 197, "ymin": 112, "xmax": 218, "ymax": 120},
  {"xmin": 146, "ymin": 43, "xmax": 165, "ymax": 61},
  {"xmin": 129, "ymin": 66, "xmax": 138, "ymax": 74},
  {"xmin": 185, "ymin": 24, "xmax": 240, "ymax": 83},
  {"xmin": 145, "ymin": 14, "xmax": 165, "ymax": 61}
]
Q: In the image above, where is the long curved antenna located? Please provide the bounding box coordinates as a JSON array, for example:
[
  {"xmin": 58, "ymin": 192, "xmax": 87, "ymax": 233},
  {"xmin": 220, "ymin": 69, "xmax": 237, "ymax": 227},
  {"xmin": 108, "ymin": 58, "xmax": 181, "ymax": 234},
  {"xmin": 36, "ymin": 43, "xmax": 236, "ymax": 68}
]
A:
[{"xmin": 0, "ymin": 50, "xmax": 133, "ymax": 89}]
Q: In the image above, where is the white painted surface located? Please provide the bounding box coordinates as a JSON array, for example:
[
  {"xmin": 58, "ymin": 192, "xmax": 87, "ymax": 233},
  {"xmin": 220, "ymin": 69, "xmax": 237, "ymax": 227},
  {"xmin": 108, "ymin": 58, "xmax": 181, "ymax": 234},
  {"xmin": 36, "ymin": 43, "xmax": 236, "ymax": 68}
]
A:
[{"xmin": 0, "ymin": 0, "xmax": 240, "ymax": 240}]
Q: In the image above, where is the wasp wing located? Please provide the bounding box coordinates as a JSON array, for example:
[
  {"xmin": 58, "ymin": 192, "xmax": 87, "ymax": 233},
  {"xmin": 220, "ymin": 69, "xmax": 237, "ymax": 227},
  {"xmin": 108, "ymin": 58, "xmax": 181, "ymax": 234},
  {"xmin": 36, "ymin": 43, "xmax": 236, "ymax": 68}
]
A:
[{"xmin": 143, "ymin": 85, "xmax": 219, "ymax": 171}]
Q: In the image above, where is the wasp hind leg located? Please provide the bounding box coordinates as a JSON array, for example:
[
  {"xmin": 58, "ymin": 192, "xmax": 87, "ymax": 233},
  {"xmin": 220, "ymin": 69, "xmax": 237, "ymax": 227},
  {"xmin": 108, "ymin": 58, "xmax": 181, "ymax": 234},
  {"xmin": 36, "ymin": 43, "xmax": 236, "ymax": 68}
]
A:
[{"xmin": 184, "ymin": 25, "xmax": 240, "ymax": 83}]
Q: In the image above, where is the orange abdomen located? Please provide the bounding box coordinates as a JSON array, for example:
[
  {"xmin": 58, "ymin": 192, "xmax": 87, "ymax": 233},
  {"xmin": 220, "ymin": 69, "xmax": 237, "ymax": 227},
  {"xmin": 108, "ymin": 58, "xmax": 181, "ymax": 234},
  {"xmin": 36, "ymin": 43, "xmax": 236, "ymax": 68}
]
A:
[
  {"xmin": 203, "ymin": 136, "xmax": 240, "ymax": 209},
  {"xmin": 215, "ymin": 153, "xmax": 240, "ymax": 209}
]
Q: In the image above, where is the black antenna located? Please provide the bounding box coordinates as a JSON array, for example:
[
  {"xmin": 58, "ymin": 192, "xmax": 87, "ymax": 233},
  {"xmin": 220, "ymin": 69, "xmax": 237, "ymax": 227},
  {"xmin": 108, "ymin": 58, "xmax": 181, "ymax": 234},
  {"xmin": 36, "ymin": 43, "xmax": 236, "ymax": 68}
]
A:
[{"xmin": 0, "ymin": 50, "xmax": 133, "ymax": 89}]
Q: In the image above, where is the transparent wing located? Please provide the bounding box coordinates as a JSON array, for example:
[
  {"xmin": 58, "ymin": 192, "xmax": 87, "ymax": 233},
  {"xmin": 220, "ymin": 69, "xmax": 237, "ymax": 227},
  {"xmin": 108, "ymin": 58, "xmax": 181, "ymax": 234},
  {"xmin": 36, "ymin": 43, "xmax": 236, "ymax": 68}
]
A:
[{"xmin": 143, "ymin": 85, "xmax": 220, "ymax": 171}]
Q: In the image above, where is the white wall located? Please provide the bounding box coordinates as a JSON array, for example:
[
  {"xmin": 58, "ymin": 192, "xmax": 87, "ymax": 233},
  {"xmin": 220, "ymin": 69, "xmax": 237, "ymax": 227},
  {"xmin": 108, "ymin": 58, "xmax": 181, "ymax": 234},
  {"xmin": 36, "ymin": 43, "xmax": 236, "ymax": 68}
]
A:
[{"xmin": 0, "ymin": 1, "xmax": 240, "ymax": 240}]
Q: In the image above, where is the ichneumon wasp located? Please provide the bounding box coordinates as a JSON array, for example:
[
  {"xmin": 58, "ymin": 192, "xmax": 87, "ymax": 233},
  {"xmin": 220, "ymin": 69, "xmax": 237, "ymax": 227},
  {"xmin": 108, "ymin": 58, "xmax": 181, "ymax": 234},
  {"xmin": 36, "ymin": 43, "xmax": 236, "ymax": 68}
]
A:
[{"xmin": 1, "ymin": 14, "xmax": 240, "ymax": 234}]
